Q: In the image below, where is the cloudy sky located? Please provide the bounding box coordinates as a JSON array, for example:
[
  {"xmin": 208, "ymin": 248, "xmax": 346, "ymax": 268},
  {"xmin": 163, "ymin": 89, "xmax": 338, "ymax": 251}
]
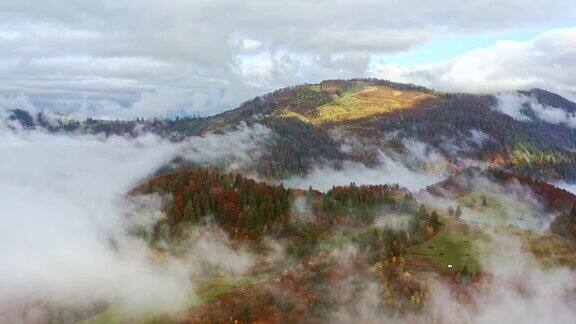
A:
[{"xmin": 1, "ymin": 0, "xmax": 575, "ymax": 118}]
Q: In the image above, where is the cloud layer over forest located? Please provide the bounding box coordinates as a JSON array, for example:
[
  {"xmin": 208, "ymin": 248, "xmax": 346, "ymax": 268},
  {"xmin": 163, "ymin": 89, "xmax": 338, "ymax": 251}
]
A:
[{"xmin": 0, "ymin": 120, "xmax": 273, "ymax": 319}]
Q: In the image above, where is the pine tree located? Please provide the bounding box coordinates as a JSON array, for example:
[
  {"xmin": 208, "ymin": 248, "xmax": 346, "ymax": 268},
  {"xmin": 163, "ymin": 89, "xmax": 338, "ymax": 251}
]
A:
[
  {"xmin": 455, "ymin": 205, "xmax": 463, "ymax": 218},
  {"xmin": 184, "ymin": 201, "xmax": 197, "ymax": 223},
  {"xmin": 429, "ymin": 210, "xmax": 442, "ymax": 232}
]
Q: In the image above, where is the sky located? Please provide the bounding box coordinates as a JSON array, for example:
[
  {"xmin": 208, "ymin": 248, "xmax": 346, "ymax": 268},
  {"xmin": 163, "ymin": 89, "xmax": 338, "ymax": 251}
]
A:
[{"xmin": 0, "ymin": 0, "xmax": 575, "ymax": 118}]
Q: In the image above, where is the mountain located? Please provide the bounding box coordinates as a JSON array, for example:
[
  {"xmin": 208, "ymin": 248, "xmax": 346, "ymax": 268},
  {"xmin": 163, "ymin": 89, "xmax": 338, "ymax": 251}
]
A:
[
  {"xmin": 6, "ymin": 79, "xmax": 576, "ymax": 182},
  {"xmin": 10, "ymin": 79, "xmax": 576, "ymax": 323}
]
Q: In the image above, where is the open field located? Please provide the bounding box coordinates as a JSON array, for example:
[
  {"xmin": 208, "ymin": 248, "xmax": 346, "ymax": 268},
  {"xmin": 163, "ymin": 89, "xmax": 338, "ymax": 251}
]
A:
[
  {"xmin": 407, "ymin": 220, "xmax": 484, "ymax": 273},
  {"xmin": 194, "ymin": 275, "xmax": 271, "ymax": 303},
  {"xmin": 407, "ymin": 190, "xmax": 576, "ymax": 275},
  {"xmin": 276, "ymin": 85, "xmax": 437, "ymax": 125},
  {"xmin": 456, "ymin": 190, "xmax": 543, "ymax": 230},
  {"xmin": 79, "ymin": 275, "xmax": 271, "ymax": 324},
  {"xmin": 509, "ymin": 228, "xmax": 576, "ymax": 268},
  {"xmin": 314, "ymin": 86, "xmax": 435, "ymax": 124}
]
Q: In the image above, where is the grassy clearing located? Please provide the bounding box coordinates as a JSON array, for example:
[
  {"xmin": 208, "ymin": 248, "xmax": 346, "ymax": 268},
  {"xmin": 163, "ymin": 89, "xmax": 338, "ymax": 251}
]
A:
[
  {"xmin": 509, "ymin": 229, "xmax": 576, "ymax": 268},
  {"xmin": 195, "ymin": 274, "xmax": 271, "ymax": 303},
  {"xmin": 312, "ymin": 86, "xmax": 435, "ymax": 124},
  {"xmin": 314, "ymin": 214, "xmax": 482, "ymax": 274},
  {"xmin": 406, "ymin": 191, "xmax": 570, "ymax": 275},
  {"xmin": 456, "ymin": 190, "xmax": 541, "ymax": 230},
  {"xmin": 277, "ymin": 86, "xmax": 436, "ymax": 125},
  {"xmin": 335, "ymin": 83, "xmax": 369, "ymax": 96},
  {"xmin": 79, "ymin": 275, "xmax": 271, "ymax": 324},
  {"xmin": 407, "ymin": 221, "xmax": 484, "ymax": 273},
  {"xmin": 307, "ymin": 85, "xmax": 322, "ymax": 92},
  {"xmin": 405, "ymin": 210, "xmax": 576, "ymax": 275}
]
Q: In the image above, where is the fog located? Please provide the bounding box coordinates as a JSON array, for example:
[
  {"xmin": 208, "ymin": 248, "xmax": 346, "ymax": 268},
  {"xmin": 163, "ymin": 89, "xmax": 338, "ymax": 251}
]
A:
[
  {"xmin": 418, "ymin": 170, "xmax": 556, "ymax": 231},
  {"xmin": 494, "ymin": 92, "xmax": 576, "ymax": 128},
  {"xmin": 0, "ymin": 130, "xmax": 188, "ymax": 314},
  {"xmin": 283, "ymin": 150, "xmax": 446, "ymax": 192},
  {"xmin": 179, "ymin": 121, "xmax": 271, "ymax": 171},
  {"xmin": 0, "ymin": 120, "xmax": 270, "ymax": 320},
  {"xmin": 373, "ymin": 212, "xmax": 413, "ymax": 232},
  {"xmin": 426, "ymin": 231, "xmax": 576, "ymax": 324}
]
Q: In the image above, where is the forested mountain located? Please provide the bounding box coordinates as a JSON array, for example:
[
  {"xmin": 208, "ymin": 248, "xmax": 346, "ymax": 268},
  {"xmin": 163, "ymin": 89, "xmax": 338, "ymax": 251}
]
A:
[{"xmin": 6, "ymin": 79, "xmax": 576, "ymax": 182}]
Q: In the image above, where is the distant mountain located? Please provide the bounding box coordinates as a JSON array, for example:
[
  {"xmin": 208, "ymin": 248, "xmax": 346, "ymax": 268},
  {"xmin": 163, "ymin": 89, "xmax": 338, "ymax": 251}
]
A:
[{"xmin": 5, "ymin": 79, "xmax": 576, "ymax": 183}]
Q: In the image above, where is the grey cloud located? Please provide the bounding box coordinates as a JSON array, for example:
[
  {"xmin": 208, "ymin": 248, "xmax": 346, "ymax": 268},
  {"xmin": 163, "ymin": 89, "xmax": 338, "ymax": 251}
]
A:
[{"xmin": 1, "ymin": 1, "xmax": 575, "ymax": 117}]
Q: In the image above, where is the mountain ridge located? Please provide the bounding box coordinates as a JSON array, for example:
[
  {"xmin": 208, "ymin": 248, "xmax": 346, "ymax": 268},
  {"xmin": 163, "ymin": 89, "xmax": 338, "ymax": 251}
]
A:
[{"xmin": 5, "ymin": 79, "xmax": 576, "ymax": 183}]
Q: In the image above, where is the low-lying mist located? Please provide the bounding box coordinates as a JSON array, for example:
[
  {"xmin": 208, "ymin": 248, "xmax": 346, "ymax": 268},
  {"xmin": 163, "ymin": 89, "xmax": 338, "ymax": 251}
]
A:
[
  {"xmin": 494, "ymin": 92, "xmax": 576, "ymax": 128},
  {"xmin": 283, "ymin": 149, "xmax": 447, "ymax": 192},
  {"xmin": 0, "ymin": 121, "xmax": 270, "ymax": 320},
  {"xmin": 0, "ymin": 131, "xmax": 187, "ymax": 315},
  {"xmin": 426, "ymin": 231, "xmax": 576, "ymax": 324}
]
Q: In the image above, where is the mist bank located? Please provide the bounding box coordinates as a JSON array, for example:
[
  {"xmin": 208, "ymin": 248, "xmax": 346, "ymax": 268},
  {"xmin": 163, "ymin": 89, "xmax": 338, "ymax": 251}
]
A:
[
  {"xmin": 0, "ymin": 122, "xmax": 274, "ymax": 320},
  {"xmin": 283, "ymin": 154, "xmax": 444, "ymax": 192},
  {"xmin": 283, "ymin": 138, "xmax": 451, "ymax": 192},
  {"xmin": 0, "ymin": 130, "xmax": 186, "ymax": 315},
  {"xmin": 495, "ymin": 92, "xmax": 576, "ymax": 128}
]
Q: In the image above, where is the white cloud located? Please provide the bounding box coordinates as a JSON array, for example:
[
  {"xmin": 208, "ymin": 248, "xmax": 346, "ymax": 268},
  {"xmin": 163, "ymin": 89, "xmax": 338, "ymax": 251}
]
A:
[
  {"xmin": 283, "ymin": 151, "xmax": 445, "ymax": 192},
  {"xmin": 0, "ymin": 130, "xmax": 190, "ymax": 314},
  {"xmin": 0, "ymin": 1, "xmax": 575, "ymax": 117},
  {"xmin": 494, "ymin": 92, "xmax": 576, "ymax": 127},
  {"xmin": 179, "ymin": 121, "xmax": 271, "ymax": 171},
  {"xmin": 0, "ymin": 121, "xmax": 271, "ymax": 319},
  {"xmin": 371, "ymin": 27, "xmax": 576, "ymax": 100},
  {"xmin": 373, "ymin": 212, "xmax": 413, "ymax": 231}
]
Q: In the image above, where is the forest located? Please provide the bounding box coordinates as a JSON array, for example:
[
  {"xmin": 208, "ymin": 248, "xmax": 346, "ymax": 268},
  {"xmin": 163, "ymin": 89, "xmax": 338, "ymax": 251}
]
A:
[{"xmin": 126, "ymin": 167, "xmax": 448, "ymax": 322}]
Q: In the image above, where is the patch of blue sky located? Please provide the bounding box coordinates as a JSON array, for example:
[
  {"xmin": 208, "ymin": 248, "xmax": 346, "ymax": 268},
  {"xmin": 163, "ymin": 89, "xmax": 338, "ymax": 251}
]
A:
[{"xmin": 378, "ymin": 23, "xmax": 576, "ymax": 66}]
